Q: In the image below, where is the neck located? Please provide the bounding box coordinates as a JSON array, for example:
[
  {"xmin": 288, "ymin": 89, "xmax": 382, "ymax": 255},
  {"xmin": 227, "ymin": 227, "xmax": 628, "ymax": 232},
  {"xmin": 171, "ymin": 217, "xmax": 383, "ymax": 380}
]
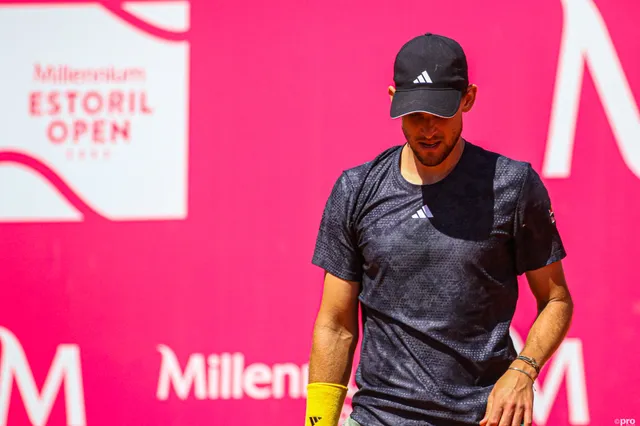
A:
[{"xmin": 401, "ymin": 138, "xmax": 465, "ymax": 185}]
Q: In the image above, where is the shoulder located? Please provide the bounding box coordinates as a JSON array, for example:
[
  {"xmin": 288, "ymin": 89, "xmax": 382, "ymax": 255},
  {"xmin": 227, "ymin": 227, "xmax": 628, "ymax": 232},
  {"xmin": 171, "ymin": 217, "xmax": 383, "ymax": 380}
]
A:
[
  {"xmin": 324, "ymin": 145, "xmax": 402, "ymax": 208},
  {"xmin": 466, "ymin": 142, "xmax": 534, "ymax": 190},
  {"xmin": 340, "ymin": 145, "xmax": 403, "ymax": 190}
]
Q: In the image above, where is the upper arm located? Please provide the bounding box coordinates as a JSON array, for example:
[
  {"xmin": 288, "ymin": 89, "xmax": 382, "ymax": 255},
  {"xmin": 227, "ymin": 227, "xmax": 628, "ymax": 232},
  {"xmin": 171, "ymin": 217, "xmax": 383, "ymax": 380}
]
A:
[
  {"xmin": 315, "ymin": 271, "xmax": 360, "ymax": 336},
  {"xmin": 311, "ymin": 173, "xmax": 362, "ymax": 333},
  {"xmin": 514, "ymin": 165, "xmax": 566, "ymax": 275},
  {"xmin": 525, "ymin": 260, "xmax": 573, "ymax": 309},
  {"xmin": 311, "ymin": 173, "xmax": 363, "ymax": 282}
]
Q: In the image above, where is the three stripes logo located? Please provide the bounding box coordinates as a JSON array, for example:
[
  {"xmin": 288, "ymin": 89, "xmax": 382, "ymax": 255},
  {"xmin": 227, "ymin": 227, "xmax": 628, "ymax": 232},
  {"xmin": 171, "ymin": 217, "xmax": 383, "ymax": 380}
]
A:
[
  {"xmin": 309, "ymin": 416, "xmax": 322, "ymax": 426},
  {"xmin": 413, "ymin": 70, "xmax": 432, "ymax": 84},
  {"xmin": 412, "ymin": 204, "xmax": 433, "ymax": 219}
]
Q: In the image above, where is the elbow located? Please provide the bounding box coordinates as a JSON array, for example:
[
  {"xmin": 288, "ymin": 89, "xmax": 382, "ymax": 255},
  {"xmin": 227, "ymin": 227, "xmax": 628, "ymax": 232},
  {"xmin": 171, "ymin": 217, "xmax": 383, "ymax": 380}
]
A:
[
  {"xmin": 314, "ymin": 319, "xmax": 358, "ymax": 342},
  {"xmin": 561, "ymin": 289, "xmax": 574, "ymax": 312},
  {"xmin": 566, "ymin": 294, "xmax": 575, "ymax": 320},
  {"xmin": 313, "ymin": 316, "xmax": 359, "ymax": 346},
  {"xmin": 566, "ymin": 293, "xmax": 574, "ymax": 310},
  {"xmin": 537, "ymin": 291, "xmax": 574, "ymax": 316}
]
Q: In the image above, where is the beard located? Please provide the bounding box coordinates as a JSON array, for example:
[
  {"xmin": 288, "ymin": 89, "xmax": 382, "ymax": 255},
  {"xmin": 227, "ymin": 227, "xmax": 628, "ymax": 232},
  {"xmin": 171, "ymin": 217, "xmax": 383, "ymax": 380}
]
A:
[{"xmin": 406, "ymin": 124, "xmax": 463, "ymax": 167}]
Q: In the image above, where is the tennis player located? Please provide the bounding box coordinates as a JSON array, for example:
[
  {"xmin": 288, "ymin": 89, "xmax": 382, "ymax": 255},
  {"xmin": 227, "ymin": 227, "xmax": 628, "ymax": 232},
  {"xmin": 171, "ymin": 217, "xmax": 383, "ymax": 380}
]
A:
[{"xmin": 304, "ymin": 33, "xmax": 574, "ymax": 426}]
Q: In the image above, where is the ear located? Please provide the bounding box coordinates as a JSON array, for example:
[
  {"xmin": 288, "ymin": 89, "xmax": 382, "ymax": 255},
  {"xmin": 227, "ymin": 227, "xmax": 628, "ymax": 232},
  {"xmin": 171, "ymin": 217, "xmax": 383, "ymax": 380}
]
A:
[
  {"xmin": 388, "ymin": 85, "xmax": 396, "ymax": 102},
  {"xmin": 460, "ymin": 84, "xmax": 477, "ymax": 112}
]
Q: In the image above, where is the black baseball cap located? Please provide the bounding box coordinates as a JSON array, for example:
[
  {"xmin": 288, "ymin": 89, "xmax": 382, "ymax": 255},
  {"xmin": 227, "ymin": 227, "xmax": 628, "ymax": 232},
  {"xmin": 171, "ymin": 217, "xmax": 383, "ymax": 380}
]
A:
[{"xmin": 390, "ymin": 33, "xmax": 469, "ymax": 119}]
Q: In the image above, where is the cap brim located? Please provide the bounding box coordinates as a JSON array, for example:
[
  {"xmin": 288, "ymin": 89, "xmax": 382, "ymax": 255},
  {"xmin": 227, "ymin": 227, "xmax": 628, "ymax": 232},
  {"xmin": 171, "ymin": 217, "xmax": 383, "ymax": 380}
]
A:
[{"xmin": 390, "ymin": 88, "xmax": 462, "ymax": 119}]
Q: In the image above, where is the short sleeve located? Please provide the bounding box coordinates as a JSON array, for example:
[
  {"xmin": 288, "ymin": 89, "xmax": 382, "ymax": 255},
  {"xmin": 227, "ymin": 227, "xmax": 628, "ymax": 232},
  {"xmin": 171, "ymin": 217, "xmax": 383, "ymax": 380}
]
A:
[
  {"xmin": 514, "ymin": 165, "xmax": 567, "ymax": 275},
  {"xmin": 311, "ymin": 173, "xmax": 363, "ymax": 281}
]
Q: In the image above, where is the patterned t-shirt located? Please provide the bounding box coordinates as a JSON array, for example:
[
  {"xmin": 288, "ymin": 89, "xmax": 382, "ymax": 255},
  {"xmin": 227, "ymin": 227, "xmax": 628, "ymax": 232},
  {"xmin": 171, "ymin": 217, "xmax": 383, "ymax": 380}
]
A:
[{"xmin": 312, "ymin": 141, "xmax": 566, "ymax": 426}]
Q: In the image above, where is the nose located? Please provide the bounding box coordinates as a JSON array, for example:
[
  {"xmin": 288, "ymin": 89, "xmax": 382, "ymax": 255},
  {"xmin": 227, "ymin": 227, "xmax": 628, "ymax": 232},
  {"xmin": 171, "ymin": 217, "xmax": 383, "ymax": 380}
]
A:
[{"xmin": 418, "ymin": 116, "xmax": 438, "ymax": 138}]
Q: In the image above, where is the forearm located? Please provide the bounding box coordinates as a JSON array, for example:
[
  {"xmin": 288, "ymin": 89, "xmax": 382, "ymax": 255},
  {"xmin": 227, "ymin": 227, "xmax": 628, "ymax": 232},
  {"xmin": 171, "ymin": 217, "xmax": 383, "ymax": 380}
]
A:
[
  {"xmin": 516, "ymin": 296, "xmax": 574, "ymax": 376},
  {"xmin": 309, "ymin": 320, "xmax": 358, "ymax": 385}
]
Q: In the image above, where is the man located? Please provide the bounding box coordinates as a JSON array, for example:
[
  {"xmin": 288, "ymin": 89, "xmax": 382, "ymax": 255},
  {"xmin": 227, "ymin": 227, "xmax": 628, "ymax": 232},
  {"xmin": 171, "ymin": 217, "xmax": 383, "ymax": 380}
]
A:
[{"xmin": 305, "ymin": 33, "xmax": 574, "ymax": 426}]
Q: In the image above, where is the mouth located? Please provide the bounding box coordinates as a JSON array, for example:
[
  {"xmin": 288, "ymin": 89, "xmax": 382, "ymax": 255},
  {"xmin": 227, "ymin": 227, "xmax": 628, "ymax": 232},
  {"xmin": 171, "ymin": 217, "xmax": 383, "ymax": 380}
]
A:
[{"xmin": 418, "ymin": 141, "xmax": 441, "ymax": 150}]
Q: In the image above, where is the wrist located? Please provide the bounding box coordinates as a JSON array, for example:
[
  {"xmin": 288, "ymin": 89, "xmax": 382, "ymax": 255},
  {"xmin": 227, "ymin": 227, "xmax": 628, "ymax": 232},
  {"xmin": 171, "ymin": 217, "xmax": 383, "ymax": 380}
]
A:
[
  {"xmin": 305, "ymin": 382, "xmax": 348, "ymax": 426},
  {"xmin": 516, "ymin": 354, "xmax": 541, "ymax": 373},
  {"xmin": 510, "ymin": 359, "xmax": 538, "ymax": 381}
]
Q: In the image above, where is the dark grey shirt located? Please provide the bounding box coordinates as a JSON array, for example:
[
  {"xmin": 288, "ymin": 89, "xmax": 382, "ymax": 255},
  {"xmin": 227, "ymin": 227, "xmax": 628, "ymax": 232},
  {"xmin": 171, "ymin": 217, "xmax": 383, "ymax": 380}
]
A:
[{"xmin": 312, "ymin": 141, "xmax": 566, "ymax": 426}]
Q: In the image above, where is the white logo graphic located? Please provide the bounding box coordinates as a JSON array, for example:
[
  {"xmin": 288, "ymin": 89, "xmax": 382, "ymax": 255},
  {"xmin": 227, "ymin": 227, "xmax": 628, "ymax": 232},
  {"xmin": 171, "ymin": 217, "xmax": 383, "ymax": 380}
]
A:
[
  {"xmin": 413, "ymin": 70, "xmax": 433, "ymax": 84},
  {"xmin": 156, "ymin": 345, "xmax": 309, "ymax": 400},
  {"xmin": 0, "ymin": 327, "xmax": 86, "ymax": 426},
  {"xmin": 411, "ymin": 204, "xmax": 433, "ymax": 219},
  {"xmin": 510, "ymin": 327, "xmax": 590, "ymax": 425},
  {"xmin": 543, "ymin": 0, "xmax": 640, "ymax": 179},
  {"xmin": 0, "ymin": 2, "xmax": 190, "ymax": 221}
]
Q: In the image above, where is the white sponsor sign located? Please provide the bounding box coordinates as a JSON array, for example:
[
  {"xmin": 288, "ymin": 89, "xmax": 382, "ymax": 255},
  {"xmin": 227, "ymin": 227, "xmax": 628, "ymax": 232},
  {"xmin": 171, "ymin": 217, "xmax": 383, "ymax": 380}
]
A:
[
  {"xmin": 0, "ymin": 2, "xmax": 190, "ymax": 221},
  {"xmin": 156, "ymin": 345, "xmax": 310, "ymax": 400}
]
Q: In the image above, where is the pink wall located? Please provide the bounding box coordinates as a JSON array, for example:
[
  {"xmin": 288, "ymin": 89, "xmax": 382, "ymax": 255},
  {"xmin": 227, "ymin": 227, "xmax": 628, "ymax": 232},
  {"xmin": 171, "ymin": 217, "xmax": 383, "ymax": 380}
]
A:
[{"xmin": 0, "ymin": 0, "xmax": 638, "ymax": 424}]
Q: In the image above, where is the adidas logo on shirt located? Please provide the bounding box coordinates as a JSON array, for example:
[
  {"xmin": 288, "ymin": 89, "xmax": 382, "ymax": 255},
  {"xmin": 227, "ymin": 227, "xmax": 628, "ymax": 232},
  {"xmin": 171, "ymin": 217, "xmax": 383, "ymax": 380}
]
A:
[
  {"xmin": 413, "ymin": 70, "xmax": 432, "ymax": 84},
  {"xmin": 309, "ymin": 416, "xmax": 323, "ymax": 426},
  {"xmin": 412, "ymin": 205, "xmax": 433, "ymax": 219}
]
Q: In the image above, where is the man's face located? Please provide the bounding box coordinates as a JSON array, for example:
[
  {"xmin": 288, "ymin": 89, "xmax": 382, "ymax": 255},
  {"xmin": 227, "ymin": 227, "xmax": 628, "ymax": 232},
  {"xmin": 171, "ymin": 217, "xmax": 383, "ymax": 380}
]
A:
[
  {"xmin": 401, "ymin": 109, "xmax": 463, "ymax": 167},
  {"xmin": 394, "ymin": 86, "xmax": 477, "ymax": 167}
]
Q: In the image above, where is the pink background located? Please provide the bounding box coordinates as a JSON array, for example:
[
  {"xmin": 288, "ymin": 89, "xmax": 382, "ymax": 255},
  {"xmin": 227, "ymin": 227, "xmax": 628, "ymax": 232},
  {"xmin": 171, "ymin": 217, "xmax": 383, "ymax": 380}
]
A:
[{"xmin": 1, "ymin": 0, "xmax": 639, "ymax": 424}]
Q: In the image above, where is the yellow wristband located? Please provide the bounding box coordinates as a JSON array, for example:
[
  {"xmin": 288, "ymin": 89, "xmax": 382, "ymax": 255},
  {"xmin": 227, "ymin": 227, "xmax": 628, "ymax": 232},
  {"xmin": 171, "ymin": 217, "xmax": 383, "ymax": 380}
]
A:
[{"xmin": 305, "ymin": 382, "xmax": 348, "ymax": 426}]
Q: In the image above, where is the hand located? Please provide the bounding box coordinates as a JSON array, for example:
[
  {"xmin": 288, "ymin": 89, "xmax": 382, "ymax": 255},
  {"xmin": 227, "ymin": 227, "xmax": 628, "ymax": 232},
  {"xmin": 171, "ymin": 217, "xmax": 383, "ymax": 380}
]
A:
[{"xmin": 479, "ymin": 366, "xmax": 534, "ymax": 426}]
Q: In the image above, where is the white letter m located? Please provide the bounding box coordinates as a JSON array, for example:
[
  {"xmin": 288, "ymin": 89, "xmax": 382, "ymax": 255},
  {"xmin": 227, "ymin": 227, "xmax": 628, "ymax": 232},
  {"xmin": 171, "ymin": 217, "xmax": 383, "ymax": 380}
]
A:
[{"xmin": 0, "ymin": 327, "xmax": 86, "ymax": 426}]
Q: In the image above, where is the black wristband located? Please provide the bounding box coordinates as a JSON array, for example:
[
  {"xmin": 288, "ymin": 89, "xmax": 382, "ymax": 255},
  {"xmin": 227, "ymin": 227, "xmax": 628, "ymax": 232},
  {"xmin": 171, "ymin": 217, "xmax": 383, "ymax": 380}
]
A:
[{"xmin": 517, "ymin": 355, "xmax": 541, "ymax": 374}]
